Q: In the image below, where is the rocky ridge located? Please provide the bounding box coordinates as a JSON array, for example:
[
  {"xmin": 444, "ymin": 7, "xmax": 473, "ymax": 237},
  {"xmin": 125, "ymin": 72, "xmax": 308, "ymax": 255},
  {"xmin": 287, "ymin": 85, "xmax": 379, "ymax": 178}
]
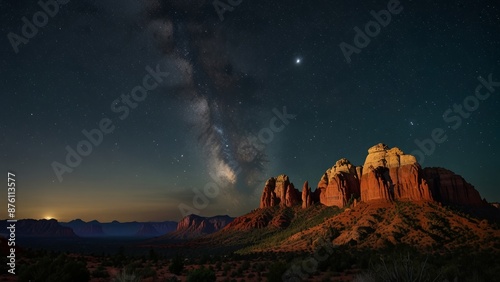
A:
[
  {"xmin": 259, "ymin": 143, "xmax": 486, "ymax": 209},
  {"xmin": 164, "ymin": 214, "xmax": 234, "ymax": 239}
]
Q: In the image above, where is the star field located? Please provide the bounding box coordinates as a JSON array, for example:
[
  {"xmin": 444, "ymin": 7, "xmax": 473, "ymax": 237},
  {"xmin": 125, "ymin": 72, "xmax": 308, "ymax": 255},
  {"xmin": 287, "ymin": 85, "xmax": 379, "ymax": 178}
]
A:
[{"xmin": 1, "ymin": 0, "xmax": 499, "ymax": 221}]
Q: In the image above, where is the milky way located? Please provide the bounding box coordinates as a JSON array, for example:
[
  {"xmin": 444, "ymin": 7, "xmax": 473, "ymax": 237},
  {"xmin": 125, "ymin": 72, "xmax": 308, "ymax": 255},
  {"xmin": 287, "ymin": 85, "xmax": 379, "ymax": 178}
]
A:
[{"xmin": 145, "ymin": 0, "xmax": 267, "ymax": 199}]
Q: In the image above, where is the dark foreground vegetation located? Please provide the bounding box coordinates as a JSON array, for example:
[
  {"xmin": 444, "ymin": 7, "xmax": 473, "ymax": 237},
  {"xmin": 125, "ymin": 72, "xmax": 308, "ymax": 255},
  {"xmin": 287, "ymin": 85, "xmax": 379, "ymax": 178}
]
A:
[{"xmin": 2, "ymin": 243, "xmax": 498, "ymax": 282}]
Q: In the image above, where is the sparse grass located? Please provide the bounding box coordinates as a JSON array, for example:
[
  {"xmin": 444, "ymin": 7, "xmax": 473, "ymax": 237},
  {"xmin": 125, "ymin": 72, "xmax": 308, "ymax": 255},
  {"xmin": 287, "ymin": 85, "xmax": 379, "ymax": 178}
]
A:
[
  {"xmin": 112, "ymin": 270, "xmax": 142, "ymax": 282},
  {"xmin": 237, "ymin": 205, "xmax": 342, "ymax": 253}
]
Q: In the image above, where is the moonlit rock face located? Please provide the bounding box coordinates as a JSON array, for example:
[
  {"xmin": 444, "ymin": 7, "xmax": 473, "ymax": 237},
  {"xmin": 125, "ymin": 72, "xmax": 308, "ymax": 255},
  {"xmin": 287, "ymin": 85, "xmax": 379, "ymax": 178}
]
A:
[{"xmin": 362, "ymin": 143, "xmax": 417, "ymax": 174}]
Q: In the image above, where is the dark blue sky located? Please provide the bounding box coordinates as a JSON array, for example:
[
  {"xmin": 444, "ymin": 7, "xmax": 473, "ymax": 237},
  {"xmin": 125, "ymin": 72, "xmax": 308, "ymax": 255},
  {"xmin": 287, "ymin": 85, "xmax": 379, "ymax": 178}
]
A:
[{"xmin": 1, "ymin": 0, "xmax": 499, "ymax": 221}]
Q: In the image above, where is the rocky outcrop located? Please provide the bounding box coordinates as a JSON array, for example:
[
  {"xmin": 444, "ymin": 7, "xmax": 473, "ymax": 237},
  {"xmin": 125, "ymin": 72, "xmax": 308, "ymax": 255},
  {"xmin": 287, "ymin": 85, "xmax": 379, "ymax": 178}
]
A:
[
  {"xmin": 362, "ymin": 143, "xmax": 416, "ymax": 173},
  {"xmin": 223, "ymin": 210, "xmax": 275, "ymax": 231},
  {"xmin": 260, "ymin": 175, "xmax": 302, "ymax": 208},
  {"xmin": 423, "ymin": 167, "xmax": 486, "ymax": 207},
  {"xmin": 317, "ymin": 158, "xmax": 361, "ymax": 208},
  {"xmin": 302, "ymin": 181, "xmax": 313, "ymax": 209},
  {"xmin": 258, "ymin": 143, "xmax": 488, "ymax": 210},
  {"xmin": 165, "ymin": 214, "xmax": 234, "ymax": 239},
  {"xmin": 360, "ymin": 144, "xmax": 433, "ymax": 203}
]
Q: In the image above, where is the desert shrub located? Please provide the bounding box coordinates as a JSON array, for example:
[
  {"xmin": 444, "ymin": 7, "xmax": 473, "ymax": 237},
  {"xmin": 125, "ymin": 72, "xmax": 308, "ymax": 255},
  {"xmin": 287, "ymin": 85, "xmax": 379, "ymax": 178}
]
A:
[
  {"xmin": 18, "ymin": 253, "xmax": 90, "ymax": 282},
  {"xmin": 241, "ymin": 260, "xmax": 250, "ymax": 270},
  {"xmin": 255, "ymin": 262, "xmax": 265, "ymax": 273},
  {"xmin": 112, "ymin": 270, "xmax": 141, "ymax": 282},
  {"xmin": 139, "ymin": 265, "xmax": 157, "ymax": 278},
  {"xmin": 215, "ymin": 260, "xmax": 222, "ymax": 270},
  {"xmin": 148, "ymin": 248, "xmax": 159, "ymax": 262},
  {"xmin": 124, "ymin": 261, "xmax": 143, "ymax": 273},
  {"xmin": 91, "ymin": 265, "xmax": 109, "ymax": 278},
  {"xmin": 169, "ymin": 254, "xmax": 184, "ymax": 275},
  {"xmin": 266, "ymin": 261, "xmax": 288, "ymax": 282},
  {"xmin": 187, "ymin": 266, "xmax": 216, "ymax": 282},
  {"xmin": 367, "ymin": 252, "xmax": 441, "ymax": 282}
]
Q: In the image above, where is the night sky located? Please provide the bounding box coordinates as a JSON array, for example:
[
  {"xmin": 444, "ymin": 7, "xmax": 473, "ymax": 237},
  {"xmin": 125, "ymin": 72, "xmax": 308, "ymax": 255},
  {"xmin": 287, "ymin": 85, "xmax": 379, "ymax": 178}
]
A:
[{"xmin": 1, "ymin": 0, "xmax": 499, "ymax": 222}]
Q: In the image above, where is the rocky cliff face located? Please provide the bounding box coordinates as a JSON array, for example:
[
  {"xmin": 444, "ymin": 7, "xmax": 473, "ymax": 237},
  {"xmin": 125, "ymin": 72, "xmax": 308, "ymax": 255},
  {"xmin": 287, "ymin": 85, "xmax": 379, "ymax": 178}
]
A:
[
  {"xmin": 259, "ymin": 143, "xmax": 485, "ymax": 210},
  {"xmin": 260, "ymin": 175, "xmax": 301, "ymax": 208},
  {"xmin": 302, "ymin": 181, "xmax": 313, "ymax": 209},
  {"xmin": 167, "ymin": 214, "xmax": 234, "ymax": 239},
  {"xmin": 317, "ymin": 158, "xmax": 361, "ymax": 208},
  {"xmin": 423, "ymin": 167, "xmax": 486, "ymax": 207},
  {"xmin": 360, "ymin": 144, "xmax": 433, "ymax": 203}
]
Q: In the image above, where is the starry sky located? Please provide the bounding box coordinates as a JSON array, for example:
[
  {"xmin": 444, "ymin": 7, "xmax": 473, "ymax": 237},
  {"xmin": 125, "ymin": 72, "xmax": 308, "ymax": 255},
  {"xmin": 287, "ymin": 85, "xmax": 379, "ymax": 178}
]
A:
[{"xmin": 1, "ymin": 0, "xmax": 499, "ymax": 222}]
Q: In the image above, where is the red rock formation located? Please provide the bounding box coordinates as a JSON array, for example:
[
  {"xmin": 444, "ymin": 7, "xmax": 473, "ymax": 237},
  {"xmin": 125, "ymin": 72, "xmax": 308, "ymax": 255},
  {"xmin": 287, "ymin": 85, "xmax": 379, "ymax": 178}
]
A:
[
  {"xmin": 260, "ymin": 178, "xmax": 278, "ymax": 208},
  {"xmin": 260, "ymin": 175, "xmax": 301, "ymax": 208},
  {"xmin": 165, "ymin": 214, "xmax": 233, "ymax": 239},
  {"xmin": 224, "ymin": 210, "xmax": 274, "ymax": 230},
  {"xmin": 302, "ymin": 181, "xmax": 313, "ymax": 209},
  {"xmin": 360, "ymin": 144, "xmax": 433, "ymax": 203},
  {"xmin": 423, "ymin": 167, "xmax": 486, "ymax": 207},
  {"xmin": 285, "ymin": 183, "xmax": 301, "ymax": 207},
  {"xmin": 317, "ymin": 158, "xmax": 361, "ymax": 208},
  {"xmin": 259, "ymin": 143, "xmax": 487, "ymax": 211}
]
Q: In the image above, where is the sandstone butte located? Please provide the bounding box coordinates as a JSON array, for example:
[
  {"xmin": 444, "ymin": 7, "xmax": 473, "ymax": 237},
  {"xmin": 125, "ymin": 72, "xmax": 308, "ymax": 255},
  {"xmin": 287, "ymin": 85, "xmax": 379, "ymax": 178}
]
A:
[{"xmin": 260, "ymin": 143, "xmax": 487, "ymax": 209}]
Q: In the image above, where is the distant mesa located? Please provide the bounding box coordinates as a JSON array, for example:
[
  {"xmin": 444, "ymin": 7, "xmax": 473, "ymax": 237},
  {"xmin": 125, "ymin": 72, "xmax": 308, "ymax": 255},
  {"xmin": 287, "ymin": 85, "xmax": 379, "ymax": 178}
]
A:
[
  {"xmin": 62, "ymin": 219, "xmax": 105, "ymax": 237},
  {"xmin": 0, "ymin": 219, "xmax": 178, "ymax": 239},
  {"xmin": 0, "ymin": 219, "xmax": 76, "ymax": 238},
  {"xmin": 135, "ymin": 223, "xmax": 161, "ymax": 237},
  {"xmin": 61, "ymin": 220, "xmax": 177, "ymax": 237},
  {"xmin": 259, "ymin": 143, "xmax": 488, "ymax": 210},
  {"xmin": 161, "ymin": 214, "xmax": 234, "ymax": 239}
]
